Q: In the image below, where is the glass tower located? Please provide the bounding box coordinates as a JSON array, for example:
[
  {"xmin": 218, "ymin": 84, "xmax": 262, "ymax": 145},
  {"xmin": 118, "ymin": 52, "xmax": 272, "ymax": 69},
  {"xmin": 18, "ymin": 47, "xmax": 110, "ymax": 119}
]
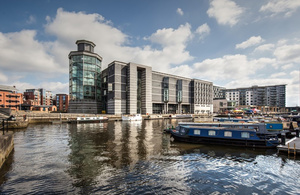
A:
[{"xmin": 68, "ymin": 40, "xmax": 102, "ymax": 113}]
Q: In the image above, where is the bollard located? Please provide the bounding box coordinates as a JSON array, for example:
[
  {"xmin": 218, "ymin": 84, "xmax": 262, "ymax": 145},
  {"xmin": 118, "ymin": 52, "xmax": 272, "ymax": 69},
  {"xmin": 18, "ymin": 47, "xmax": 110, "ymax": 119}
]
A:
[
  {"xmin": 281, "ymin": 133, "xmax": 286, "ymax": 145},
  {"xmin": 296, "ymin": 129, "xmax": 299, "ymax": 138},
  {"xmin": 6, "ymin": 119, "xmax": 8, "ymax": 132},
  {"xmin": 2, "ymin": 119, "xmax": 4, "ymax": 135}
]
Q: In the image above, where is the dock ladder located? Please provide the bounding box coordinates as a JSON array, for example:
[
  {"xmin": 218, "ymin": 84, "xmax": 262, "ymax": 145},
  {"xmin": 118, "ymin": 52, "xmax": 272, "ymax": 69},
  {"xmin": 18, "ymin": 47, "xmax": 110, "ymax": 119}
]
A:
[{"xmin": 287, "ymin": 143, "xmax": 296, "ymax": 156}]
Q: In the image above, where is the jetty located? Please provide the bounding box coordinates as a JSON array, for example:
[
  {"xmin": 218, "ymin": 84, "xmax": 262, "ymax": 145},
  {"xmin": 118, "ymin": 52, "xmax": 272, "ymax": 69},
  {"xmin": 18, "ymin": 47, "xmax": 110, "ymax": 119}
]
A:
[{"xmin": 277, "ymin": 136, "xmax": 300, "ymax": 155}]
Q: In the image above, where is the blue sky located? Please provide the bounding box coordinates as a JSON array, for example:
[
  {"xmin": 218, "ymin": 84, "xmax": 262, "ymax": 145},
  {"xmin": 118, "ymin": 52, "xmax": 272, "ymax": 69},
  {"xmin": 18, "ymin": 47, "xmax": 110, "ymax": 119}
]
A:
[{"xmin": 1, "ymin": 0, "xmax": 300, "ymax": 106}]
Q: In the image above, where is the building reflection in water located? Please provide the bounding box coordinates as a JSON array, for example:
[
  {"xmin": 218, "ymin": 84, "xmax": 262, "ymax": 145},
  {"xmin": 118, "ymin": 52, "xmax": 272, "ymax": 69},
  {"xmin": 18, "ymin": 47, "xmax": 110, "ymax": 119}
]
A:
[{"xmin": 66, "ymin": 120, "xmax": 169, "ymax": 190}]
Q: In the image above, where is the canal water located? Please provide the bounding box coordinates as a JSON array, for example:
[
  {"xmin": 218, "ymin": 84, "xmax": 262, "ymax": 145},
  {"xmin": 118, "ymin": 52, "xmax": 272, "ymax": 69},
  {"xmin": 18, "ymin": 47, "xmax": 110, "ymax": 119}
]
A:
[{"xmin": 0, "ymin": 119, "xmax": 300, "ymax": 194}]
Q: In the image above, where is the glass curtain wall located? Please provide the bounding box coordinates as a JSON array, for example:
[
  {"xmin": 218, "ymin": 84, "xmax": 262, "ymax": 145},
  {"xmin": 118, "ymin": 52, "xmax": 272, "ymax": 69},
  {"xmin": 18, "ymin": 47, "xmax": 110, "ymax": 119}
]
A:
[
  {"xmin": 137, "ymin": 70, "xmax": 142, "ymax": 114},
  {"xmin": 70, "ymin": 55, "xmax": 101, "ymax": 101}
]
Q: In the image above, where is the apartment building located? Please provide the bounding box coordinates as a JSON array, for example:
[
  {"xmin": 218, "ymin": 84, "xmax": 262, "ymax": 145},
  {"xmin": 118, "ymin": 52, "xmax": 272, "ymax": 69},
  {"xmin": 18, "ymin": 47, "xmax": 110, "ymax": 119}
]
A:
[
  {"xmin": 222, "ymin": 85, "xmax": 286, "ymax": 109},
  {"xmin": 0, "ymin": 85, "xmax": 23, "ymax": 110},
  {"xmin": 56, "ymin": 94, "xmax": 69, "ymax": 112}
]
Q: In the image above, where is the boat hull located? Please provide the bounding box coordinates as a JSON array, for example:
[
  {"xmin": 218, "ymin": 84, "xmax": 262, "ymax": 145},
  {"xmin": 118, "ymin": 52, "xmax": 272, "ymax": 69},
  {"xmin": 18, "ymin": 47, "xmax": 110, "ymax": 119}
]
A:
[{"xmin": 171, "ymin": 133, "xmax": 278, "ymax": 148}]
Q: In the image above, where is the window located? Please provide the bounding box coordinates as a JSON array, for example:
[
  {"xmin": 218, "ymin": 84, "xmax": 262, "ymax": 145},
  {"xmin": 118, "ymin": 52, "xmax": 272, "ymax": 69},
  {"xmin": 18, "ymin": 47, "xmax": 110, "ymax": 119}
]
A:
[
  {"xmin": 241, "ymin": 132, "xmax": 250, "ymax": 138},
  {"xmin": 224, "ymin": 131, "xmax": 232, "ymax": 137},
  {"xmin": 194, "ymin": 130, "xmax": 201, "ymax": 135},
  {"xmin": 208, "ymin": 130, "xmax": 216, "ymax": 136}
]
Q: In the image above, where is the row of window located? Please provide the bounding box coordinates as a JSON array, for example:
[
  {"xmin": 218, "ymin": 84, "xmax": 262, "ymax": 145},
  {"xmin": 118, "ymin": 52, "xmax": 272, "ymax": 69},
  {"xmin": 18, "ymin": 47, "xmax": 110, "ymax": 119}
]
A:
[{"xmin": 194, "ymin": 130, "xmax": 250, "ymax": 138}]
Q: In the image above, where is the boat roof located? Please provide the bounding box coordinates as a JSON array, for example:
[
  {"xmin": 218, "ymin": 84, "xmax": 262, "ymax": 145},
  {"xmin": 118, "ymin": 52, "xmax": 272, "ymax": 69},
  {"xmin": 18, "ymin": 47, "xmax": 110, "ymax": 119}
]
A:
[{"xmin": 182, "ymin": 125, "xmax": 256, "ymax": 132}]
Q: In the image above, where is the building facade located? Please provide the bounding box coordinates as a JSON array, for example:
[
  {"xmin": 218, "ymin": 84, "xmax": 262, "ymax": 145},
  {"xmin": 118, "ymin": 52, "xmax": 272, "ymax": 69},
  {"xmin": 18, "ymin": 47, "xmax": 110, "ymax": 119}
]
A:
[
  {"xmin": 24, "ymin": 89, "xmax": 41, "ymax": 106},
  {"xmin": 24, "ymin": 88, "xmax": 53, "ymax": 107},
  {"xmin": 68, "ymin": 40, "xmax": 102, "ymax": 114},
  {"xmin": 0, "ymin": 85, "xmax": 23, "ymax": 110},
  {"xmin": 102, "ymin": 61, "xmax": 213, "ymax": 115},
  {"xmin": 56, "ymin": 94, "xmax": 69, "ymax": 112},
  {"xmin": 222, "ymin": 85, "xmax": 286, "ymax": 109}
]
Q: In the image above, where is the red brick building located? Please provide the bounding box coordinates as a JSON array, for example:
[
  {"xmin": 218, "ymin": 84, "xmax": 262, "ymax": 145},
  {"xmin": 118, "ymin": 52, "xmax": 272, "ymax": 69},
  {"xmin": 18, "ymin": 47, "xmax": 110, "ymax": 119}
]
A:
[
  {"xmin": 55, "ymin": 94, "xmax": 69, "ymax": 112},
  {"xmin": 0, "ymin": 85, "xmax": 23, "ymax": 110}
]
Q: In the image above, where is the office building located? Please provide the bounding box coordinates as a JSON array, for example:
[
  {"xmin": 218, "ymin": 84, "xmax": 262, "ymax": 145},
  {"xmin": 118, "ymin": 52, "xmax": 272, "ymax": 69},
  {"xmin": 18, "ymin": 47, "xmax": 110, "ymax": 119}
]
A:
[
  {"xmin": 102, "ymin": 61, "xmax": 213, "ymax": 115},
  {"xmin": 68, "ymin": 40, "xmax": 102, "ymax": 114}
]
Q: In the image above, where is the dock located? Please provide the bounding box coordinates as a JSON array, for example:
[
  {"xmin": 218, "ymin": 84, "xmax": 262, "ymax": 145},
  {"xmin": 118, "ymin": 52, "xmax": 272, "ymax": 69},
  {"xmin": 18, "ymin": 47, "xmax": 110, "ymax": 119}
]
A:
[{"xmin": 277, "ymin": 137, "xmax": 300, "ymax": 155}]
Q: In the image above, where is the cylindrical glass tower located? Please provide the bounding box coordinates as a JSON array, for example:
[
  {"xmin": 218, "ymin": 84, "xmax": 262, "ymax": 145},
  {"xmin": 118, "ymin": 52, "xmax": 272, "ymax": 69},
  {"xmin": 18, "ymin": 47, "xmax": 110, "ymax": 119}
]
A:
[{"xmin": 68, "ymin": 40, "xmax": 102, "ymax": 113}]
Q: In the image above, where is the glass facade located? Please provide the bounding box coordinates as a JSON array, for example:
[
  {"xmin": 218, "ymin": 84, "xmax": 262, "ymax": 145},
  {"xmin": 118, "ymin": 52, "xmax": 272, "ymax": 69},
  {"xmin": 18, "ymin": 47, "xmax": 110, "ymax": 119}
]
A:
[
  {"xmin": 69, "ymin": 55, "xmax": 101, "ymax": 101},
  {"xmin": 163, "ymin": 77, "xmax": 169, "ymax": 102},
  {"xmin": 137, "ymin": 70, "xmax": 142, "ymax": 114}
]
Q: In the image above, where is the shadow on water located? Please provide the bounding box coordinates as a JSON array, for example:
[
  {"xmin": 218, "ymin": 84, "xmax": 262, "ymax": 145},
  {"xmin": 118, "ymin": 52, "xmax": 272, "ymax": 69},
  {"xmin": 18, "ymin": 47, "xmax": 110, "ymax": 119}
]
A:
[{"xmin": 0, "ymin": 150, "xmax": 14, "ymax": 186}]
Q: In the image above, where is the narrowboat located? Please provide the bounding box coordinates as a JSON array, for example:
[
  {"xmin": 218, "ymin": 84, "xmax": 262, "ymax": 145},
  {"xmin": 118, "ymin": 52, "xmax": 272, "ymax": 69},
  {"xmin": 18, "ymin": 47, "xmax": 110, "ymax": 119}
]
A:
[
  {"xmin": 213, "ymin": 117, "xmax": 250, "ymax": 123},
  {"xmin": 170, "ymin": 125, "xmax": 279, "ymax": 148},
  {"xmin": 176, "ymin": 122, "xmax": 290, "ymax": 136}
]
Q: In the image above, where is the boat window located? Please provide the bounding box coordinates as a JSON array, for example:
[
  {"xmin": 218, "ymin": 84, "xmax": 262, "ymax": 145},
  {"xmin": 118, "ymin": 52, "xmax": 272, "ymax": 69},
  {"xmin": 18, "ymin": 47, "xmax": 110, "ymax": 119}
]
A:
[
  {"xmin": 224, "ymin": 131, "xmax": 232, "ymax": 137},
  {"xmin": 209, "ymin": 130, "xmax": 216, "ymax": 136},
  {"xmin": 241, "ymin": 132, "xmax": 250, "ymax": 138},
  {"xmin": 194, "ymin": 130, "xmax": 201, "ymax": 135},
  {"xmin": 180, "ymin": 128, "xmax": 186, "ymax": 134}
]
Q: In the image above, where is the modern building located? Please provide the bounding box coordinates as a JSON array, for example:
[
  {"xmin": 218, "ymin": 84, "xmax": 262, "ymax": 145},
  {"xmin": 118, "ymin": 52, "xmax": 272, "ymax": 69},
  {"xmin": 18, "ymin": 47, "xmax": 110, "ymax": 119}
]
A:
[
  {"xmin": 213, "ymin": 85, "xmax": 225, "ymax": 99},
  {"xmin": 68, "ymin": 40, "xmax": 102, "ymax": 114},
  {"xmin": 0, "ymin": 85, "xmax": 23, "ymax": 110},
  {"xmin": 55, "ymin": 94, "xmax": 69, "ymax": 112},
  {"xmin": 101, "ymin": 61, "xmax": 213, "ymax": 115},
  {"xmin": 24, "ymin": 89, "xmax": 41, "ymax": 106},
  {"xmin": 45, "ymin": 90, "xmax": 53, "ymax": 106},
  {"xmin": 222, "ymin": 85, "xmax": 286, "ymax": 112},
  {"xmin": 24, "ymin": 88, "xmax": 53, "ymax": 106}
]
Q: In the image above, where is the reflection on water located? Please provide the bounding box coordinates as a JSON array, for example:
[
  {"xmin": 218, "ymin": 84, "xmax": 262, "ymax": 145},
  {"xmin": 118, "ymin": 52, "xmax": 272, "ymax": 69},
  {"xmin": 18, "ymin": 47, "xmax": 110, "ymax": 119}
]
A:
[{"xmin": 0, "ymin": 119, "xmax": 300, "ymax": 194}]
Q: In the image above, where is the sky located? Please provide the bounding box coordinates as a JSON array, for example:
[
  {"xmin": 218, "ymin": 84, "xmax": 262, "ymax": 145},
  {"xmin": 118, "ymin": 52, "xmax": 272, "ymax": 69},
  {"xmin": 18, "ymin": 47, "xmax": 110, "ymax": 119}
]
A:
[{"xmin": 0, "ymin": 0, "xmax": 300, "ymax": 107}]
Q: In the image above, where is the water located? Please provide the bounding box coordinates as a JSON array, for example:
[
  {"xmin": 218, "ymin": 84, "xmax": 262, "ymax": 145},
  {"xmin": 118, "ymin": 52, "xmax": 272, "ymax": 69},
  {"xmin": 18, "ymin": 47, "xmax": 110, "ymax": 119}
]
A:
[{"xmin": 0, "ymin": 119, "xmax": 300, "ymax": 194}]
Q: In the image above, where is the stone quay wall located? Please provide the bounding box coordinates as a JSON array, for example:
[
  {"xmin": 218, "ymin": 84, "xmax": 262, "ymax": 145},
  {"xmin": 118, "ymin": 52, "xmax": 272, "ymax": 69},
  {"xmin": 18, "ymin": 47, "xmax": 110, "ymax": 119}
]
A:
[{"xmin": 0, "ymin": 131, "xmax": 14, "ymax": 169}]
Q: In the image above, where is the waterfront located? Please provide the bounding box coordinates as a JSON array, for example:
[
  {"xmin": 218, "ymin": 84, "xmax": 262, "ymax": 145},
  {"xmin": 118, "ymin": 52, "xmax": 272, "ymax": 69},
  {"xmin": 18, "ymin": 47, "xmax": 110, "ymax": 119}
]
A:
[{"xmin": 0, "ymin": 119, "xmax": 300, "ymax": 194}]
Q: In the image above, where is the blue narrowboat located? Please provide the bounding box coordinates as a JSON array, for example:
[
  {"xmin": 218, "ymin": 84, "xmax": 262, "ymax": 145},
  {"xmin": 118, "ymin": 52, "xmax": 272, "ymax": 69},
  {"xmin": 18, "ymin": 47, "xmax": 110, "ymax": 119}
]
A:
[
  {"xmin": 170, "ymin": 125, "xmax": 279, "ymax": 148},
  {"xmin": 176, "ymin": 122, "xmax": 288, "ymax": 136}
]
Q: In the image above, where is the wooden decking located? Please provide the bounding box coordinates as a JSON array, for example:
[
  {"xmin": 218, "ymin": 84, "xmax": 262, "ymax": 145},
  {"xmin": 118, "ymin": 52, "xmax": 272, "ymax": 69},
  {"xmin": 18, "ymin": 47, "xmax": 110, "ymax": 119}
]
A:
[{"xmin": 277, "ymin": 137, "xmax": 300, "ymax": 155}]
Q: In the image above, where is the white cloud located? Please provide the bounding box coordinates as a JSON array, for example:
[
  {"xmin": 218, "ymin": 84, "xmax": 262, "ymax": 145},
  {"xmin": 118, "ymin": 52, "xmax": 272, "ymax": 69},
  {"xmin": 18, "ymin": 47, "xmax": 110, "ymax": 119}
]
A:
[
  {"xmin": 254, "ymin": 44, "xmax": 275, "ymax": 52},
  {"xmin": 207, "ymin": 0, "xmax": 244, "ymax": 26},
  {"xmin": 274, "ymin": 44, "xmax": 300, "ymax": 64},
  {"xmin": 0, "ymin": 72, "xmax": 8, "ymax": 83},
  {"xmin": 45, "ymin": 8, "xmax": 193, "ymax": 73},
  {"xmin": 270, "ymin": 72, "xmax": 286, "ymax": 78},
  {"xmin": 260, "ymin": 0, "xmax": 300, "ymax": 17},
  {"xmin": 195, "ymin": 23, "xmax": 210, "ymax": 40},
  {"xmin": 191, "ymin": 54, "xmax": 273, "ymax": 81},
  {"xmin": 26, "ymin": 15, "xmax": 36, "ymax": 24},
  {"xmin": 281, "ymin": 63, "xmax": 294, "ymax": 70},
  {"xmin": 8, "ymin": 81, "xmax": 68, "ymax": 94},
  {"xmin": 177, "ymin": 8, "xmax": 184, "ymax": 16},
  {"xmin": 236, "ymin": 36, "xmax": 264, "ymax": 49},
  {"xmin": 0, "ymin": 30, "xmax": 62, "ymax": 73}
]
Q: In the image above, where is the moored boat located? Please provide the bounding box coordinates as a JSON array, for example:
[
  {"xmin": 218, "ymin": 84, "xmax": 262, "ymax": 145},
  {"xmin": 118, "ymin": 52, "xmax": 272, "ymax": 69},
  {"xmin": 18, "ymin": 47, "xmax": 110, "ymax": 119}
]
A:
[
  {"xmin": 122, "ymin": 114, "xmax": 143, "ymax": 121},
  {"xmin": 170, "ymin": 125, "xmax": 279, "ymax": 148},
  {"xmin": 176, "ymin": 121, "xmax": 292, "ymax": 136},
  {"xmin": 69, "ymin": 116, "xmax": 108, "ymax": 123}
]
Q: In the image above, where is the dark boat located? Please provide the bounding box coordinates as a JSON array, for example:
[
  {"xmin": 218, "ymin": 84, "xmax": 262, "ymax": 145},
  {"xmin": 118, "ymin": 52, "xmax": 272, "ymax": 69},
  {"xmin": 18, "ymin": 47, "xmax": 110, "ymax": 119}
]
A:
[
  {"xmin": 170, "ymin": 125, "xmax": 280, "ymax": 148},
  {"xmin": 177, "ymin": 122, "xmax": 289, "ymax": 136}
]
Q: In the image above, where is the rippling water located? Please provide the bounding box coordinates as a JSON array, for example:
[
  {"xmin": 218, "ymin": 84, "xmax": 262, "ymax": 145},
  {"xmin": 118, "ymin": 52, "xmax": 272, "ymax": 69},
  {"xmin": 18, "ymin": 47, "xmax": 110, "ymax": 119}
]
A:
[{"xmin": 0, "ymin": 119, "xmax": 300, "ymax": 194}]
